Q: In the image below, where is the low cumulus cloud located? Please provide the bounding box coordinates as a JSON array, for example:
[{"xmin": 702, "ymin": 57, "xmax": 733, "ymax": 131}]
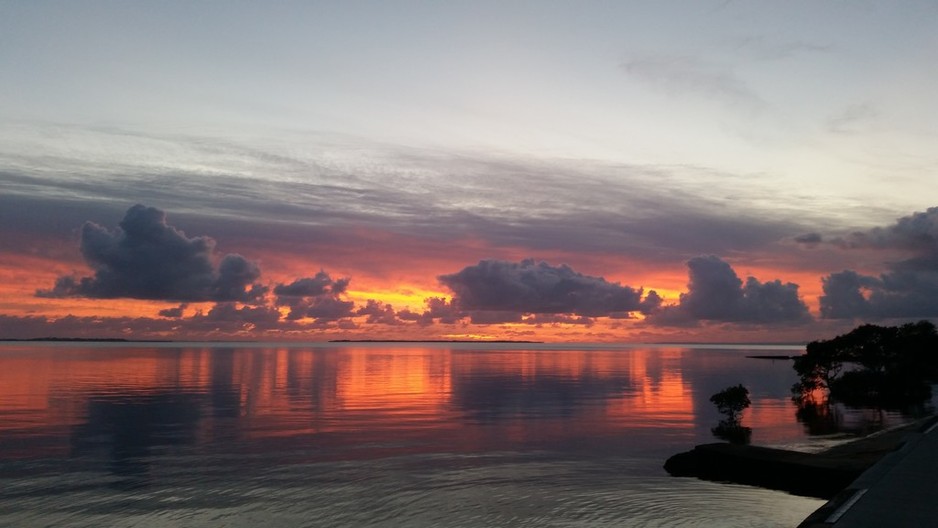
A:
[
  {"xmin": 0, "ymin": 314, "xmax": 179, "ymax": 339},
  {"xmin": 38, "ymin": 205, "xmax": 265, "ymax": 302},
  {"xmin": 274, "ymin": 271, "xmax": 354, "ymax": 322},
  {"xmin": 198, "ymin": 302, "xmax": 283, "ymax": 327},
  {"xmin": 439, "ymin": 259, "xmax": 660, "ymax": 319},
  {"xmin": 420, "ymin": 297, "xmax": 463, "ymax": 325},
  {"xmin": 820, "ymin": 207, "xmax": 938, "ymax": 319},
  {"xmin": 0, "ymin": 309, "xmax": 286, "ymax": 339},
  {"xmin": 356, "ymin": 299, "xmax": 403, "ymax": 325},
  {"xmin": 652, "ymin": 255, "xmax": 810, "ymax": 325}
]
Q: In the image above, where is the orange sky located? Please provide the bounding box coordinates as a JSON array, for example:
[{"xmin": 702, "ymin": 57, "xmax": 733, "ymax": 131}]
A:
[
  {"xmin": 0, "ymin": 191, "xmax": 931, "ymax": 344},
  {"xmin": 0, "ymin": 228, "xmax": 867, "ymax": 343}
]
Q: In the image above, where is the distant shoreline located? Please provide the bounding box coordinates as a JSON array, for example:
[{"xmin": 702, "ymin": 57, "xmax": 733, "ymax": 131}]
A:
[
  {"xmin": 0, "ymin": 337, "xmax": 543, "ymax": 344},
  {"xmin": 0, "ymin": 338, "xmax": 801, "ymax": 347},
  {"xmin": 328, "ymin": 339, "xmax": 544, "ymax": 343},
  {"xmin": 1, "ymin": 337, "xmax": 172, "ymax": 343}
]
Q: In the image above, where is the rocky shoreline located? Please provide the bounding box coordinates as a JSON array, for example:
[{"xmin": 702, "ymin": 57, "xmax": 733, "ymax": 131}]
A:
[{"xmin": 664, "ymin": 417, "xmax": 936, "ymax": 499}]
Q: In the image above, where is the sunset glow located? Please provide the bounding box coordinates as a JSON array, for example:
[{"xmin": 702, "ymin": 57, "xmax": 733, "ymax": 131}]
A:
[
  {"xmin": 5, "ymin": 5, "xmax": 936, "ymax": 528},
  {"xmin": 2, "ymin": 1, "xmax": 937, "ymax": 343}
]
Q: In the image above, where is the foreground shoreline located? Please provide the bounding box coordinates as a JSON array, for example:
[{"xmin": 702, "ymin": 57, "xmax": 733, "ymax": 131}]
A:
[{"xmin": 664, "ymin": 416, "xmax": 937, "ymax": 499}]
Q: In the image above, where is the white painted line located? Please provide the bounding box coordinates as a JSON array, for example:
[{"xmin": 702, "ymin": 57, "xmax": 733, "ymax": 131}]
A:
[
  {"xmin": 924, "ymin": 421, "xmax": 938, "ymax": 435},
  {"xmin": 825, "ymin": 488, "xmax": 868, "ymax": 523}
]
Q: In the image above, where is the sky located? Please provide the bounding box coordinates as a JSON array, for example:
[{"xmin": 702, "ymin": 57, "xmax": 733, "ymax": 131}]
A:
[{"xmin": 2, "ymin": 0, "xmax": 937, "ymax": 342}]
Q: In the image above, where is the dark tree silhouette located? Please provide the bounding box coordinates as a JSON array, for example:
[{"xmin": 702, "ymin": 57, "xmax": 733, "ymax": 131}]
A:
[
  {"xmin": 710, "ymin": 384, "xmax": 752, "ymax": 444},
  {"xmin": 711, "ymin": 384, "xmax": 751, "ymax": 423},
  {"xmin": 792, "ymin": 320, "xmax": 938, "ymax": 408}
]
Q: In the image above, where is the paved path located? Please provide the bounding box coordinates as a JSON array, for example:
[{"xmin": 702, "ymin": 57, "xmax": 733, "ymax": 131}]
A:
[{"xmin": 799, "ymin": 418, "xmax": 938, "ymax": 527}]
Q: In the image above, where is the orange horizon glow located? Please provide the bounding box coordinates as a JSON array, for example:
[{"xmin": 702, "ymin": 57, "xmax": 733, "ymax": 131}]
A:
[{"xmin": 0, "ymin": 224, "xmax": 852, "ymax": 344}]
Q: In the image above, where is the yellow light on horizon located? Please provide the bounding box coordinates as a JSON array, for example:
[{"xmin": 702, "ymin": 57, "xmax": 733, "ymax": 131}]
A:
[{"xmin": 345, "ymin": 287, "xmax": 450, "ymax": 312}]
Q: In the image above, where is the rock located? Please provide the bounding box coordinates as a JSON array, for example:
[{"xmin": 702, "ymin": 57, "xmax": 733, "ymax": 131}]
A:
[{"xmin": 664, "ymin": 443, "xmax": 865, "ymax": 498}]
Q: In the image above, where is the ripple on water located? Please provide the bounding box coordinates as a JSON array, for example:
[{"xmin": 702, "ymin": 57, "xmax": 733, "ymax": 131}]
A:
[{"xmin": 1, "ymin": 451, "xmax": 822, "ymax": 527}]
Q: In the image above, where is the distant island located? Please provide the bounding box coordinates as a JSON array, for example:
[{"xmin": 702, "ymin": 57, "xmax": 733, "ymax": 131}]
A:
[
  {"xmin": 2, "ymin": 337, "xmax": 172, "ymax": 342},
  {"xmin": 329, "ymin": 339, "xmax": 544, "ymax": 343},
  {"xmin": 3, "ymin": 338, "xmax": 543, "ymax": 344}
]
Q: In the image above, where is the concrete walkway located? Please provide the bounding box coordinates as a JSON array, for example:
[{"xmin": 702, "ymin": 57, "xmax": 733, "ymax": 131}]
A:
[{"xmin": 799, "ymin": 417, "xmax": 938, "ymax": 527}]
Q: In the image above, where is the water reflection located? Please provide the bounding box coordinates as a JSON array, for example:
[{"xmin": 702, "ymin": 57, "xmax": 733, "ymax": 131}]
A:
[
  {"xmin": 71, "ymin": 392, "xmax": 203, "ymax": 480},
  {"xmin": 0, "ymin": 344, "xmax": 927, "ymax": 470},
  {"xmin": 7, "ymin": 344, "xmax": 928, "ymax": 527}
]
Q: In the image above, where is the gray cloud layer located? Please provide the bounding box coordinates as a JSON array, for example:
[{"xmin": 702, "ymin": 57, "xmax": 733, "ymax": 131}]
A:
[
  {"xmin": 820, "ymin": 207, "xmax": 938, "ymax": 319},
  {"xmin": 2, "ymin": 124, "xmax": 838, "ymax": 271}
]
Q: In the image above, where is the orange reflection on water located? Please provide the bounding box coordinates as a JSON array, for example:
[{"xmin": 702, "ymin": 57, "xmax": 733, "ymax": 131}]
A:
[
  {"xmin": 0, "ymin": 347, "xmax": 211, "ymax": 420},
  {"xmin": 448, "ymin": 347, "xmax": 695, "ymax": 433},
  {"xmin": 0, "ymin": 345, "xmax": 704, "ymax": 460},
  {"xmin": 334, "ymin": 347, "xmax": 451, "ymax": 410},
  {"xmin": 604, "ymin": 348, "xmax": 694, "ymax": 429}
]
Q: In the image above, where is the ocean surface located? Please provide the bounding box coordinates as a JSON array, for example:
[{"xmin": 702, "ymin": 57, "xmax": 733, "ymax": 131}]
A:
[{"xmin": 0, "ymin": 342, "xmax": 928, "ymax": 527}]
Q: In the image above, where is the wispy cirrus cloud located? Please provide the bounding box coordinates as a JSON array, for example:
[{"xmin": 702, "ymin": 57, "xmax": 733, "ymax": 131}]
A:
[
  {"xmin": 621, "ymin": 55, "xmax": 766, "ymax": 110},
  {"xmin": 826, "ymin": 103, "xmax": 879, "ymax": 134},
  {"xmin": 727, "ymin": 35, "xmax": 831, "ymax": 61},
  {"xmin": 2, "ymin": 123, "xmax": 838, "ymax": 275}
]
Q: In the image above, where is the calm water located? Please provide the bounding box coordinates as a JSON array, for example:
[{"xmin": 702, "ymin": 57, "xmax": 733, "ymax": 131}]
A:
[{"xmin": 0, "ymin": 343, "xmax": 924, "ymax": 527}]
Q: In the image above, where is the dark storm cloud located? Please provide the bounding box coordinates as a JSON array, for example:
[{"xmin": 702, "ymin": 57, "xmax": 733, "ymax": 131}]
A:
[
  {"xmin": 439, "ymin": 259, "xmax": 658, "ymax": 318},
  {"xmin": 652, "ymin": 255, "xmax": 810, "ymax": 325},
  {"xmin": 820, "ymin": 269, "xmax": 938, "ymax": 319},
  {"xmin": 274, "ymin": 271, "xmax": 354, "ymax": 322},
  {"xmin": 832, "ymin": 207, "xmax": 938, "ymax": 256},
  {"xmin": 820, "ymin": 208, "xmax": 938, "ymax": 319},
  {"xmin": 37, "ymin": 204, "xmax": 266, "ymax": 302},
  {"xmin": 820, "ymin": 270, "xmax": 880, "ymax": 319}
]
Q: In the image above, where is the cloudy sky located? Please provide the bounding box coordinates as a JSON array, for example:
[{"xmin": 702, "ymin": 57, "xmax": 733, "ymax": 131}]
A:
[{"xmin": 2, "ymin": 1, "xmax": 937, "ymax": 342}]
